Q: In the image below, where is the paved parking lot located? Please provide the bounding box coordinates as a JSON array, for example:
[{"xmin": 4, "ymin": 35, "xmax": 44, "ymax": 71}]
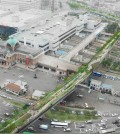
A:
[
  {"xmin": 0, "ymin": 67, "xmax": 60, "ymax": 96},
  {"xmin": 65, "ymin": 87, "xmax": 120, "ymax": 114}
]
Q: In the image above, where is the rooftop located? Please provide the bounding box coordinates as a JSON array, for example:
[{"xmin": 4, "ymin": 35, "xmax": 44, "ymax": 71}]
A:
[
  {"xmin": 5, "ymin": 83, "xmax": 21, "ymax": 93},
  {"xmin": 32, "ymin": 90, "xmax": 45, "ymax": 98},
  {"xmin": 38, "ymin": 55, "xmax": 79, "ymax": 71},
  {"xmin": 101, "ymin": 84, "xmax": 113, "ymax": 89},
  {"xmin": 12, "ymin": 14, "xmax": 84, "ymax": 46},
  {"xmin": 91, "ymin": 79, "xmax": 102, "ymax": 85}
]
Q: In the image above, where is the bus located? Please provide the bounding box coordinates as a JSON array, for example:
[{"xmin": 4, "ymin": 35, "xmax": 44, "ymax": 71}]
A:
[
  {"xmin": 93, "ymin": 72, "xmax": 102, "ymax": 77},
  {"xmin": 51, "ymin": 121, "xmax": 68, "ymax": 128}
]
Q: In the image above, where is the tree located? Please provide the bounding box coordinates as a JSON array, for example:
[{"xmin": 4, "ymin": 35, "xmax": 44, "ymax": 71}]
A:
[{"xmin": 105, "ymin": 22, "xmax": 119, "ymax": 34}]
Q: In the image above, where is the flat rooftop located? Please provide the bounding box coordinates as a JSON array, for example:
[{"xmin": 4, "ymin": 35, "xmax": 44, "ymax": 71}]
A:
[
  {"xmin": 13, "ymin": 14, "xmax": 84, "ymax": 46},
  {"xmin": 38, "ymin": 55, "xmax": 79, "ymax": 72}
]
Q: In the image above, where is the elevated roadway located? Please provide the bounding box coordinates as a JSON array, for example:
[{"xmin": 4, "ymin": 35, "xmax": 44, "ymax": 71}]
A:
[{"xmin": 16, "ymin": 29, "xmax": 120, "ymax": 134}]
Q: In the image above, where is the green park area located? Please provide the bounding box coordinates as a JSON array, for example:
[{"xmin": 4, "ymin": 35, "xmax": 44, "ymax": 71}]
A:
[
  {"xmin": 45, "ymin": 106, "xmax": 98, "ymax": 122},
  {"xmin": 1, "ymin": 20, "xmax": 120, "ymax": 133}
]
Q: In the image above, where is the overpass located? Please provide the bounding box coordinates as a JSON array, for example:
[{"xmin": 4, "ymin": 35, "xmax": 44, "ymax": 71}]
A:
[
  {"xmin": 61, "ymin": 23, "xmax": 107, "ymax": 61},
  {"xmin": 15, "ymin": 29, "xmax": 120, "ymax": 134},
  {"xmin": 2, "ymin": 29, "xmax": 120, "ymax": 134}
]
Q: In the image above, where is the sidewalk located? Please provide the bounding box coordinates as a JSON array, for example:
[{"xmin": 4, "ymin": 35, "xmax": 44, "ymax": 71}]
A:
[{"xmin": 15, "ymin": 64, "xmax": 36, "ymax": 72}]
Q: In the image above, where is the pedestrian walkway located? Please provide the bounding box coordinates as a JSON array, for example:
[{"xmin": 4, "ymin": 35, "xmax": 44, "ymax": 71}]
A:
[{"xmin": 15, "ymin": 64, "xmax": 35, "ymax": 72}]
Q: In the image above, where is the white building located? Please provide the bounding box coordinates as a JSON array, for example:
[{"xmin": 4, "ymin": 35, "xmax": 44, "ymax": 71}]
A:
[
  {"xmin": 90, "ymin": 79, "xmax": 102, "ymax": 90},
  {"xmin": 32, "ymin": 90, "xmax": 45, "ymax": 100},
  {"xmin": 12, "ymin": 12, "xmax": 86, "ymax": 53}
]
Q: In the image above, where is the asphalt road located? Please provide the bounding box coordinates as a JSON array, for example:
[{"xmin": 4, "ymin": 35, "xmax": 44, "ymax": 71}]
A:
[{"xmin": 23, "ymin": 116, "xmax": 120, "ymax": 134}]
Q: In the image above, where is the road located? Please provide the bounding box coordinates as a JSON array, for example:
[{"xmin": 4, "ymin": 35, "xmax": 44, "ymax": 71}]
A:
[
  {"xmin": 15, "ymin": 30, "xmax": 120, "ymax": 133},
  {"xmin": 21, "ymin": 115, "xmax": 120, "ymax": 134}
]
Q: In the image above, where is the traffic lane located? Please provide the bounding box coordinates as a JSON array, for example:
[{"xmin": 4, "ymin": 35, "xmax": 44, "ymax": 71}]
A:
[{"xmin": 23, "ymin": 117, "xmax": 120, "ymax": 134}]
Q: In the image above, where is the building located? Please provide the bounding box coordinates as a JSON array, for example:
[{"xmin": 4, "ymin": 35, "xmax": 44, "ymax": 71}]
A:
[
  {"xmin": 90, "ymin": 79, "xmax": 114, "ymax": 95},
  {"xmin": 12, "ymin": 12, "xmax": 85, "ymax": 52},
  {"xmin": 4, "ymin": 80, "xmax": 28, "ymax": 95},
  {"xmin": 100, "ymin": 83, "xmax": 114, "ymax": 94},
  {"xmin": 90, "ymin": 79, "xmax": 102, "ymax": 90},
  {"xmin": 32, "ymin": 90, "xmax": 45, "ymax": 100},
  {"xmin": 0, "ymin": 37, "xmax": 43, "ymax": 68}
]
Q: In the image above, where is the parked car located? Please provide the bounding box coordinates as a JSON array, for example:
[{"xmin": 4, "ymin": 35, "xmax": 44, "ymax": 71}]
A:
[
  {"xmin": 4, "ymin": 113, "xmax": 10, "ymax": 117},
  {"xmin": 77, "ymin": 94, "xmax": 84, "ymax": 98},
  {"xmin": 64, "ymin": 128, "xmax": 71, "ymax": 132},
  {"xmin": 85, "ymin": 120, "xmax": 93, "ymax": 124},
  {"xmin": 79, "ymin": 124, "xmax": 85, "ymax": 128},
  {"xmin": 27, "ymin": 126, "xmax": 34, "ymax": 131},
  {"xmin": 85, "ymin": 103, "xmax": 89, "ymax": 108}
]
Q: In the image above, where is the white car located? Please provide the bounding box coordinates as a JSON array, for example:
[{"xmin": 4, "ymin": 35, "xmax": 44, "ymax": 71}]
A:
[
  {"xmin": 118, "ymin": 116, "xmax": 120, "ymax": 120},
  {"xmin": 101, "ymin": 119, "xmax": 107, "ymax": 123},
  {"xmin": 64, "ymin": 128, "xmax": 71, "ymax": 132},
  {"xmin": 100, "ymin": 127, "xmax": 106, "ymax": 130},
  {"xmin": 77, "ymin": 94, "xmax": 84, "ymax": 98},
  {"xmin": 85, "ymin": 103, "xmax": 88, "ymax": 108},
  {"xmin": 65, "ymin": 120, "xmax": 71, "ymax": 124},
  {"xmin": 111, "ymin": 113, "xmax": 118, "ymax": 117}
]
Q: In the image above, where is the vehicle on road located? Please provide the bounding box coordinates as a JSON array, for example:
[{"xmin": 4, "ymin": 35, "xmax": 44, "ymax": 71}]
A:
[
  {"xmin": 63, "ymin": 128, "xmax": 71, "ymax": 132},
  {"xmin": 27, "ymin": 126, "xmax": 34, "ymax": 131},
  {"xmin": 101, "ymin": 119, "xmax": 107, "ymax": 123},
  {"xmin": 51, "ymin": 121, "xmax": 68, "ymax": 128},
  {"xmin": 4, "ymin": 113, "xmax": 10, "ymax": 117},
  {"xmin": 39, "ymin": 124, "xmax": 48, "ymax": 130},
  {"xmin": 93, "ymin": 72, "xmax": 102, "ymax": 77},
  {"xmin": 112, "ymin": 120, "xmax": 119, "ymax": 124},
  {"xmin": 77, "ymin": 94, "xmax": 84, "ymax": 98},
  {"xmin": 85, "ymin": 120, "xmax": 93, "ymax": 124},
  {"xmin": 51, "ymin": 119, "xmax": 58, "ymax": 122},
  {"xmin": 98, "ymin": 123, "xmax": 106, "ymax": 127},
  {"xmin": 118, "ymin": 116, "xmax": 120, "ymax": 120},
  {"xmin": 85, "ymin": 103, "xmax": 89, "ymax": 108},
  {"xmin": 79, "ymin": 124, "xmax": 85, "ymax": 128},
  {"xmin": 99, "ymin": 128, "xmax": 116, "ymax": 133}
]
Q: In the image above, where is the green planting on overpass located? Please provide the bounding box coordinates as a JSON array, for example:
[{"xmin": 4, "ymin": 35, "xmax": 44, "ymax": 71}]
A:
[{"xmin": 1, "ymin": 30, "xmax": 120, "ymax": 133}]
